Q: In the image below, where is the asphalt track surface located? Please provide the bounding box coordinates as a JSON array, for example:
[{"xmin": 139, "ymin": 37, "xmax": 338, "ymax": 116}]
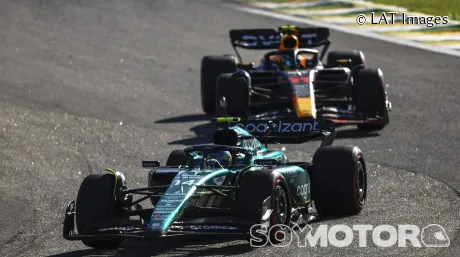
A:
[{"xmin": 0, "ymin": 0, "xmax": 459, "ymax": 256}]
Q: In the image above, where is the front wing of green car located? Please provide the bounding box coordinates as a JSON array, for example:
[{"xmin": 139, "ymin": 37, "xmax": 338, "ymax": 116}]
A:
[
  {"xmin": 63, "ymin": 169, "xmax": 267, "ymax": 240},
  {"xmin": 63, "ymin": 166, "xmax": 313, "ymax": 241}
]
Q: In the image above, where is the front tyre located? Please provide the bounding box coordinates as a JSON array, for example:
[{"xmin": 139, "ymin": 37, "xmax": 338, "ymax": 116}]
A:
[
  {"xmin": 311, "ymin": 146, "xmax": 367, "ymax": 216},
  {"xmin": 237, "ymin": 170, "xmax": 291, "ymax": 246},
  {"xmin": 354, "ymin": 68, "xmax": 389, "ymax": 130},
  {"xmin": 215, "ymin": 73, "xmax": 250, "ymax": 117},
  {"xmin": 201, "ymin": 55, "xmax": 238, "ymax": 115},
  {"xmin": 75, "ymin": 174, "xmax": 124, "ymax": 249}
]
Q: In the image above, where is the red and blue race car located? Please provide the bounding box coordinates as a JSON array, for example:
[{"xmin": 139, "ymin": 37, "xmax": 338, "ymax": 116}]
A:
[{"xmin": 200, "ymin": 25, "xmax": 391, "ymax": 130}]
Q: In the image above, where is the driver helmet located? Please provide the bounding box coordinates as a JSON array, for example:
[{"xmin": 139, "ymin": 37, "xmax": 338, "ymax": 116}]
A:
[
  {"xmin": 207, "ymin": 151, "xmax": 232, "ymax": 168},
  {"xmin": 276, "ymin": 54, "xmax": 295, "ymax": 70}
]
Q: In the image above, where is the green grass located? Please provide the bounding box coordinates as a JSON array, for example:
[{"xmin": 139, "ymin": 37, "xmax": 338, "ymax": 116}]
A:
[
  {"xmin": 244, "ymin": 0, "xmax": 460, "ymax": 20},
  {"xmin": 277, "ymin": 2, "xmax": 353, "ymax": 11},
  {"xmin": 305, "ymin": 8, "xmax": 393, "ymax": 17},
  {"xmin": 383, "ymin": 24, "xmax": 460, "ymax": 34},
  {"xmin": 422, "ymin": 40, "xmax": 460, "ymax": 45},
  {"xmin": 366, "ymin": 0, "xmax": 460, "ymax": 20}
]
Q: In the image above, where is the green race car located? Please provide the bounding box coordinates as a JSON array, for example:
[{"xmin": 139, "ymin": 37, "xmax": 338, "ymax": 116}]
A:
[{"xmin": 63, "ymin": 117, "xmax": 367, "ymax": 248}]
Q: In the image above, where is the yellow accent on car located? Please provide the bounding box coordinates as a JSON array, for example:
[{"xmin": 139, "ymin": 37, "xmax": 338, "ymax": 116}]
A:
[
  {"xmin": 296, "ymin": 200, "xmax": 311, "ymax": 206},
  {"xmin": 293, "ymin": 97, "xmax": 316, "ymax": 118},
  {"xmin": 336, "ymin": 59, "xmax": 351, "ymax": 63},
  {"xmin": 280, "ymin": 25, "xmax": 299, "ymax": 38},
  {"xmin": 105, "ymin": 168, "xmax": 117, "ymax": 196},
  {"xmin": 281, "ymin": 25, "xmax": 296, "ymax": 30},
  {"xmin": 216, "ymin": 117, "xmax": 241, "ymax": 123}
]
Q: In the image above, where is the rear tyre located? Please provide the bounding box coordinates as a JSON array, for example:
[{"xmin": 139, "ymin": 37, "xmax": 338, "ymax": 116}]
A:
[
  {"xmin": 201, "ymin": 55, "xmax": 238, "ymax": 115},
  {"xmin": 215, "ymin": 73, "xmax": 250, "ymax": 117},
  {"xmin": 327, "ymin": 50, "xmax": 366, "ymax": 69},
  {"xmin": 237, "ymin": 170, "xmax": 291, "ymax": 246},
  {"xmin": 166, "ymin": 149, "xmax": 187, "ymax": 167},
  {"xmin": 354, "ymin": 68, "xmax": 389, "ymax": 130},
  {"xmin": 311, "ymin": 146, "xmax": 367, "ymax": 216},
  {"xmin": 76, "ymin": 174, "xmax": 123, "ymax": 249}
]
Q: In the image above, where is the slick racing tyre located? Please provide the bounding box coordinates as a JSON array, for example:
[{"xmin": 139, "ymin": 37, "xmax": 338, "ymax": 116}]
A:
[
  {"xmin": 327, "ymin": 50, "xmax": 366, "ymax": 69},
  {"xmin": 166, "ymin": 149, "xmax": 187, "ymax": 167},
  {"xmin": 75, "ymin": 174, "xmax": 124, "ymax": 249},
  {"xmin": 354, "ymin": 68, "xmax": 389, "ymax": 130},
  {"xmin": 237, "ymin": 169, "xmax": 291, "ymax": 246},
  {"xmin": 311, "ymin": 146, "xmax": 367, "ymax": 216},
  {"xmin": 215, "ymin": 72, "xmax": 250, "ymax": 117},
  {"xmin": 201, "ymin": 55, "xmax": 238, "ymax": 115}
]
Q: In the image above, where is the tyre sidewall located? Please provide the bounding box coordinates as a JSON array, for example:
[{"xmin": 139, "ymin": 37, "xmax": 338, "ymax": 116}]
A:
[
  {"xmin": 201, "ymin": 56, "xmax": 237, "ymax": 114},
  {"xmin": 311, "ymin": 146, "xmax": 367, "ymax": 216}
]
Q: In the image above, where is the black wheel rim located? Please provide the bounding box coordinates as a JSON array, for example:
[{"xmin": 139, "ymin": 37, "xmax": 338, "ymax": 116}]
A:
[
  {"xmin": 357, "ymin": 160, "xmax": 366, "ymax": 205},
  {"xmin": 274, "ymin": 185, "xmax": 288, "ymax": 224}
]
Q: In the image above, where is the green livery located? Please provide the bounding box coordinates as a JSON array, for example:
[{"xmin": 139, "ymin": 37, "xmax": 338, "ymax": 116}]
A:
[{"xmin": 63, "ymin": 116, "xmax": 368, "ymax": 249}]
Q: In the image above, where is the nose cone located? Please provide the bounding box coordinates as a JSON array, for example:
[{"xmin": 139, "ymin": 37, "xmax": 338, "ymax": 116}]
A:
[{"xmin": 147, "ymin": 171, "xmax": 203, "ymax": 234}]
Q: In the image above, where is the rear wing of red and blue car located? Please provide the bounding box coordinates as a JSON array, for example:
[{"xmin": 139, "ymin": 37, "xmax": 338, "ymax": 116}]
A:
[{"xmin": 229, "ymin": 26, "xmax": 331, "ymax": 61}]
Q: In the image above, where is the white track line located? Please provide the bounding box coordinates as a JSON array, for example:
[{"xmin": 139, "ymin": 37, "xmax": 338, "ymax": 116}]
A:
[
  {"xmin": 281, "ymin": 7, "xmax": 369, "ymax": 16},
  {"xmin": 243, "ymin": 0, "xmax": 343, "ymax": 9},
  {"xmin": 222, "ymin": 2, "xmax": 460, "ymax": 58},
  {"xmin": 358, "ymin": 24, "xmax": 454, "ymax": 32},
  {"xmin": 439, "ymin": 44, "xmax": 460, "ymax": 50},
  {"xmin": 403, "ymin": 34, "xmax": 460, "ymax": 41}
]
